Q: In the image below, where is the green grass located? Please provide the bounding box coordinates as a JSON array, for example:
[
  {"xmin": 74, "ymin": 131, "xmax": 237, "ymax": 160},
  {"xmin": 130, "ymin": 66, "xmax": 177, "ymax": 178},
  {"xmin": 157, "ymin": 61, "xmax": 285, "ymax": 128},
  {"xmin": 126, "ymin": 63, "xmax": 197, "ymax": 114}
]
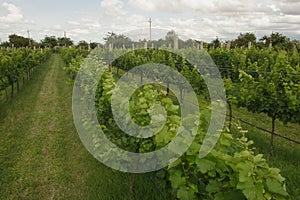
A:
[
  {"xmin": 0, "ymin": 54, "xmax": 167, "ymax": 200},
  {"xmin": 229, "ymin": 106, "xmax": 300, "ymax": 199}
]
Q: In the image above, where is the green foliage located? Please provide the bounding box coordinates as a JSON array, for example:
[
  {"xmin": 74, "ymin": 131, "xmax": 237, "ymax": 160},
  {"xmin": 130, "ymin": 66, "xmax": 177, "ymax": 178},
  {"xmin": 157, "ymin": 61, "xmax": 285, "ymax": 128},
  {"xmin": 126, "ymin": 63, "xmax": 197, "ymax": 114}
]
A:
[
  {"xmin": 77, "ymin": 40, "xmax": 89, "ymax": 49},
  {"xmin": 209, "ymin": 48, "xmax": 238, "ymax": 79},
  {"xmin": 57, "ymin": 37, "xmax": 74, "ymax": 47},
  {"xmin": 0, "ymin": 52, "xmax": 11, "ymax": 90},
  {"xmin": 93, "ymin": 68, "xmax": 288, "ymax": 200},
  {"xmin": 211, "ymin": 37, "xmax": 221, "ymax": 49},
  {"xmin": 40, "ymin": 36, "xmax": 73, "ymax": 48},
  {"xmin": 219, "ymin": 48, "xmax": 300, "ymax": 156},
  {"xmin": 40, "ymin": 36, "xmax": 58, "ymax": 48},
  {"xmin": 0, "ymin": 48, "xmax": 50, "ymax": 96},
  {"xmin": 64, "ymin": 47, "xmax": 291, "ymax": 200},
  {"xmin": 260, "ymin": 32, "xmax": 292, "ymax": 51},
  {"xmin": 232, "ymin": 32, "xmax": 256, "ymax": 48},
  {"xmin": 238, "ymin": 50, "xmax": 300, "ymax": 123},
  {"xmin": 167, "ymin": 124, "xmax": 289, "ymax": 200},
  {"xmin": 112, "ymin": 48, "xmax": 205, "ymax": 96},
  {"xmin": 95, "ymin": 70, "xmax": 181, "ymax": 153},
  {"xmin": 8, "ymin": 34, "xmax": 34, "ymax": 48},
  {"xmin": 60, "ymin": 47, "xmax": 89, "ymax": 79},
  {"xmin": 103, "ymin": 32, "xmax": 133, "ymax": 49},
  {"xmin": 103, "ymin": 31, "xmax": 196, "ymax": 49}
]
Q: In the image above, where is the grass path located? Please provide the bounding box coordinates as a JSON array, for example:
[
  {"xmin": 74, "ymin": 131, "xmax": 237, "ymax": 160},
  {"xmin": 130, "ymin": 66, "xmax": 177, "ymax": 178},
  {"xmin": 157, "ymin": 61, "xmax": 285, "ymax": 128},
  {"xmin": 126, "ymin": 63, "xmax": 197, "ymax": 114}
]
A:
[{"xmin": 0, "ymin": 54, "xmax": 164, "ymax": 200}]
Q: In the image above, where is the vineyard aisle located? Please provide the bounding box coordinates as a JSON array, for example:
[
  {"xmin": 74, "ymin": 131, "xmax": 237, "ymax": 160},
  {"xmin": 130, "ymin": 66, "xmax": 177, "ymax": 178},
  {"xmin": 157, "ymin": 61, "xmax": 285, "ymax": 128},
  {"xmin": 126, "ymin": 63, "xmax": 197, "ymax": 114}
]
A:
[
  {"xmin": 0, "ymin": 54, "xmax": 161, "ymax": 200},
  {"xmin": 0, "ymin": 54, "xmax": 91, "ymax": 199}
]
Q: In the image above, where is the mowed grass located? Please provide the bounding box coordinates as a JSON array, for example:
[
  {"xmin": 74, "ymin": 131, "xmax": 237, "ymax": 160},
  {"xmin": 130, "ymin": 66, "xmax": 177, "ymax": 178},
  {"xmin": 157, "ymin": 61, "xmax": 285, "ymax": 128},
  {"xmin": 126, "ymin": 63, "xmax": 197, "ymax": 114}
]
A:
[
  {"xmin": 229, "ymin": 106, "xmax": 300, "ymax": 200},
  {"xmin": 0, "ymin": 54, "xmax": 167, "ymax": 200}
]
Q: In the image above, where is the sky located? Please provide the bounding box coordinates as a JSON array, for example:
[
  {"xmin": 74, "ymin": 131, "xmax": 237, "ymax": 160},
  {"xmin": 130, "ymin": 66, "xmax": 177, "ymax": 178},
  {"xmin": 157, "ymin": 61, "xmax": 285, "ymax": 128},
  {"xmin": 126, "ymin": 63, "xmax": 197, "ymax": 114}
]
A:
[{"xmin": 0, "ymin": 0, "xmax": 300, "ymax": 43}]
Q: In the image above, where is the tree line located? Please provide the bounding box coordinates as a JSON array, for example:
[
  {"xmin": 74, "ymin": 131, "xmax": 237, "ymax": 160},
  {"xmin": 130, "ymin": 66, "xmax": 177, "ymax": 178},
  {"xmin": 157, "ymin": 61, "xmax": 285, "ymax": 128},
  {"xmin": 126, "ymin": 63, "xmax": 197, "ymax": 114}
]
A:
[{"xmin": 1, "ymin": 31, "xmax": 300, "ymax": 52}]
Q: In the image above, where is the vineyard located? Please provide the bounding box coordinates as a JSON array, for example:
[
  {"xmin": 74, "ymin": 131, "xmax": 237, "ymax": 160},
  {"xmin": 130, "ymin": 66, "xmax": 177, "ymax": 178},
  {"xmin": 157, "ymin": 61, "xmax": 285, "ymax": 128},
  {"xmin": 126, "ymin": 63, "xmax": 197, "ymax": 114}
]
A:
[
  {"xmin": 0, "ymin": 48, "xmax": 50, "ymax": 99},
  {"xmin": 0, "ymin": 43, "xmax": 300, "ymax": 199},
  {"xmin": 61, "ymin": 45, "xmax": 299, "ymax": 199}
]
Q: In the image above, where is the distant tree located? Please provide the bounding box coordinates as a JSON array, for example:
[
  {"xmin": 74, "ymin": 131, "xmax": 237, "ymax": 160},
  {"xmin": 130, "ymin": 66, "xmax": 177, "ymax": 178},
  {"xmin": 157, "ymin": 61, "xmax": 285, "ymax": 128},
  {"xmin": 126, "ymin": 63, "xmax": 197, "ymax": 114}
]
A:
[
  {"xmin": 77, "ymin": 41, "xmax": 100, "ymax": 50},
  {"xmin": 104, "ymin": 32, "xmax": 117, "ymax": 41},
  {"xmin": 291, "ymin": 40, "xmax": 300, "ymax": 51},
  {"xmin": 259, "ymin": 32, "xmax": 291, "ymax": 50},
  {"xmin": 57, "ymin": 37, "xmax": 73, "ymax": 47},
  {"xmin": 165, "ymin": 30, "xmax": 176, "ymax": 40},
  {"xmin": 232, "ymin": 32, "xmax": 256, "ymax": 48},
  {"xmin": 41, "ymin": 36, "xmax": 58, "ymax": 48},
  {"xmin": 77, "ymin": 40, "xmax": 89, "ymax": 49},
  {"xmin": 9, "ymin": 34, "xmax": 32, "ymax": 48},
  {"xmin": 270, "ymin": 32, "xmax": 289, "ymax": 46},
  {"xmin": 103, "ymin": 32, "xmax": 132, "ymax": 48},
  {"xmin": 90, "ymin": 42, "xmax": 101, "ymax": 49},
  {"xmin": 211, "ymin": 37, "xmax": 221, "ymax": 49},
  {"xmin": 0, "ymin": 41, "xmax": 11, "ymax": 48},
  {"xmin": 164, "ymin": 30, "xmax": 176, "ymax": 47},
  {"xmin": 184, "ymin": 39, "xmax": 195, "ymax": 48}
]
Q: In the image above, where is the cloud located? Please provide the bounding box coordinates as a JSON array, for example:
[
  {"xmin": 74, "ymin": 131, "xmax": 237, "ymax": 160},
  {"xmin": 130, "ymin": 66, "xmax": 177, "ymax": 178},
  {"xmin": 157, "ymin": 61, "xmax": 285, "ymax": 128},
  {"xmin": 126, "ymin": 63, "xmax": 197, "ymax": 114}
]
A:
[
  {"xmin": 0, "ymin": 2, "xmax": 32, "ymax": 24},
  {"xmin": 128, "ymin": 0, "xmax": 186, "ymax": 13},
  {"xmin": 1, "ymin": 0, "xmax": 300, "ymax": 43},
  {"xmin": 97, "ymin": 0, "xmax": 149, "ymax": 39},
  {"xmin": 122, "ymin": 0, "xmax": 300, "ymax": 42},
  {"xmin": 271, "ymin": 0, "xmax": 300, "ymax": 15},
  {"xmin": 100, "ymin": 0, "xmax": 127, "ymax": 16},
  {"xmin": 127, "ymin": 0, "xmax": 258, "ymax": 13},
  {"xmin": 63, "ymin": 17, "xmax": 104, "ymax": 42}
]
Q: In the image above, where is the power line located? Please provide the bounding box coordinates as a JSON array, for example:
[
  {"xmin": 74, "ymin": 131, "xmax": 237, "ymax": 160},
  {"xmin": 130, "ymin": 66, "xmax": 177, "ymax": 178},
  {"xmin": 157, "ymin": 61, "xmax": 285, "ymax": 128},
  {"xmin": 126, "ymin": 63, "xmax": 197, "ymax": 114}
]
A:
[{"xmin": 229, "ymin": 115, "xmax": 300, "ymax": 145}]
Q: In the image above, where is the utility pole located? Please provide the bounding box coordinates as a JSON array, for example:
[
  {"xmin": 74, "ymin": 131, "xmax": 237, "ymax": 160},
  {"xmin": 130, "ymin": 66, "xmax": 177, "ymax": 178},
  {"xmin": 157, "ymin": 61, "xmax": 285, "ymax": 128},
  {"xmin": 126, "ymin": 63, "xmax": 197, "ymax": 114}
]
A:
[
  {"xmin": 27, "ymin": 30, "xmax": 31, "ymax": 47},
  {"xmin": 149, "ymin": 18, "xmax": 152, "ymax": 41}
]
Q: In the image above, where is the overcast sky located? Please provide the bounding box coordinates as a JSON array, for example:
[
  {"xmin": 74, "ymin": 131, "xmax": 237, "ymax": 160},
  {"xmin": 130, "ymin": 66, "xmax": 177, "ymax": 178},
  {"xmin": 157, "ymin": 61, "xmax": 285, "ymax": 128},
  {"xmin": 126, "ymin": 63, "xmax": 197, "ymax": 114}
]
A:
[{"xmin": 0, "ymin": 0, "xmax": 299, "ymax": 43}]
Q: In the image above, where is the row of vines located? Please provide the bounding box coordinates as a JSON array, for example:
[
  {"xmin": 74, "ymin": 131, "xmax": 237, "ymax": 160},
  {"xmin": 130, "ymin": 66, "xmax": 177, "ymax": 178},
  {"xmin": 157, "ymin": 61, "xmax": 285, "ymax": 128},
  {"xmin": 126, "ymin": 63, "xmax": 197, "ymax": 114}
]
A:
[
  {"xmin": 0, "ymin": 48, "xmax": 50, "ymax": 99},
  {"xmin": 210, "ymin": 48, "xmax": 300, "ymax": 156},
  {"xmin": 61, "ymin": 46, "xmax": 298, "ymax": 199}
]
